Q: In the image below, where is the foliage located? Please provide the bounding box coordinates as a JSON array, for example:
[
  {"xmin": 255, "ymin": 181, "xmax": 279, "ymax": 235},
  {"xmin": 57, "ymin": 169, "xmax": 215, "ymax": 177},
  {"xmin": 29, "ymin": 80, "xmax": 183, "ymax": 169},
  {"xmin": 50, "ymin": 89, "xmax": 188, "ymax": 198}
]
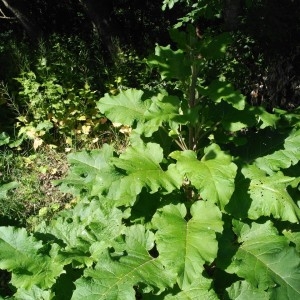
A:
[
  {"xmin": 0, "ymin": 147, "xmax": 70, "ymax": 227},
  {"xmin": 0, "ymin": 21, "xmax": 300, "ymax": 300},
  {"xmin": 0, "ymin": 34, "xmax": 153, "ymax": 151}
]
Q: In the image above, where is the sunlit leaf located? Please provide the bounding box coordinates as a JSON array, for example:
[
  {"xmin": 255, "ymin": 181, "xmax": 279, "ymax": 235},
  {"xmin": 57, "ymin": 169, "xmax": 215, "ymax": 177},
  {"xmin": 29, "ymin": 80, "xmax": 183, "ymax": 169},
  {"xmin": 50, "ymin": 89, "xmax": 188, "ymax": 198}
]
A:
[
  {"xmin": 73, "ymin": 225, "xmax": 175, "ymax": 299},
  {"xmin": 97, "ymin": 89, "xmax": 147, "ymax": 126},
  {"xmin": 171, "ymin": 144, "xmax": 237, "ymax": 208},
  {"xmin": 152, "ymin": 202, "xmax": 223, "ymax": 289},
  {"xmin": 227, "ymin": 220, "xmax": 300, "ymax": 299},
  {"xmin": 0, "ymin": 227, "xmax": 64, "ymax": 289},
  {"xmin": 227, "ymin": 165, "xmax": 300, "ymax": 222}
]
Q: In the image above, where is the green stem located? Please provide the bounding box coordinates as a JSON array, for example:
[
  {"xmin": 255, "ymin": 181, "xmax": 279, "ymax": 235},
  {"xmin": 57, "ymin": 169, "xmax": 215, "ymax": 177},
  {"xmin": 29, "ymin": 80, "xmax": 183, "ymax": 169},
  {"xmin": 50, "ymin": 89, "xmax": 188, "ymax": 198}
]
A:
[{"xmin": 188, "ymin": 62, "xmax": 198, "ymax": 150}]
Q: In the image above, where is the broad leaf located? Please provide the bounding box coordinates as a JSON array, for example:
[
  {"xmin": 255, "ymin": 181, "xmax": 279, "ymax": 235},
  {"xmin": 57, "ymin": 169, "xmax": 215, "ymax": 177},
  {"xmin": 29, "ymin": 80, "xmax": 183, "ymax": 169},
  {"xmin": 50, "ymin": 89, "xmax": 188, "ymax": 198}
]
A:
[
  {"xmin": 283, "ymin": 230, "xmax": 300, "ymax": 253},
  {"xmin": 165, "ymin": 277, "xmax": 218, "ymax": 299},
  {"xmin": 250, "ymin": 106, "xmax": 280, "ymax": 128},
  {"xmin": 226, "ymin": 281, "xmax": 270, "ymax": 300},
  {"xmin": 199, "ymin": 79, "xmax": 245, "ymax": 110},
  {"xmin": 227, "ymin": 220, "xmax": 300, "ymax": 299},
  {"xmin": 171, "ymin": 144, "xmax": 237, "ymax": 208},
  {"xmin": 228, "ymin": 165, "xmax": 300, "ymax": 222},
  {"xmin": 0, "ymin": 227, "xmax": 64, "ymax": 289},
  {"xmin": 147, "ymin": 45, "xmax": 190, "ymax": 80},
  {"xmin": 57, "ymin": 144, "xmax": 120, "ymax": 197},
  {"xmin": 38, "ymin": 200, "xmax": 125, "ymax": 267},
  {"xmin": 13, "ymin": 286, "xmax": 53, "ymax": 300},
  {"xmin": 108, "ymin": 142, "xmax": 182, "ymax": 204},
  {"xmin": 97, "ymin": 89, "xmax": 147, "ymax": 126},
  {"xmin": 72, "ymin": 225, "xmax": 175, "ymax": 299},
  {"xmin": 152, "ymin": 202, "xmax": 223, "ymax": 289},
  {"xmin": 255, "ymin": 128, "xmax": 300, "ymax": 174},
  {"xmin": 200, "ymin": 33, "xmax": 232, "ymax": 60},
  {"xmin": 137, "ymin": 93, "xmax": 181, "ymax": 137}
]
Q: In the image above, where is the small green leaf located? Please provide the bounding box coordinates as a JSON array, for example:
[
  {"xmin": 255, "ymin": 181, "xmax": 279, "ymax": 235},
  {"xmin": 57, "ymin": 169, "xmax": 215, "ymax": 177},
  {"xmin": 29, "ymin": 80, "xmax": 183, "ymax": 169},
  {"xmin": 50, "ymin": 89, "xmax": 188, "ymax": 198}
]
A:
[
  {"xmin": 13, "ymin": 285, "xmax": 53, "ymax": 300},
  {"xmin": 0, "ymin": 181, "xmax": 19, "ymax": 199},
  {"xmin": 0, "ymin": 132, "xmax": 10, "ymax": 146},
  {"xmin": 283, "ymin": 230, "xmax": 300, "ymax": 253},
  {"xmin": 152, "ymin": 202, "xmax": 223, "ymax": 289},
  {"xmin": 138, "ymin": 93, "xmax": 181, "ymax": 137},
  {"xmin": 200, "ymin": 33, "xmax": 232, "ymax": 60}
]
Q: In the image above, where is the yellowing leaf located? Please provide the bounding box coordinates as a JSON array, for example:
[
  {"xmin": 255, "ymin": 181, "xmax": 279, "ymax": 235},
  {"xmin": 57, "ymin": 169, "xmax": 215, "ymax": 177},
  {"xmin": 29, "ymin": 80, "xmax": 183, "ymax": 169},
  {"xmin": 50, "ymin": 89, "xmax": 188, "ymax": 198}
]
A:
[
  {"xmin": 82, "ymin": 125, "xmax": 91, "ymax": 135},
  {"xmin": 66, "ymin": 137, "xmax": 73, "ymax": 145},
  {"xmin": 77, "ymin": 115, "xmax": 87, "ymax": 121},
  {"xmin": 24, "ymin": 127, "xmax": 37, "ymax": 139},
  {"xmin": 119, "ymin": 125, "xmax": 132, "ymax": 134},
  {"xmin": 33, "ymin": 138, "xmax": 43, "ymax": 150}
]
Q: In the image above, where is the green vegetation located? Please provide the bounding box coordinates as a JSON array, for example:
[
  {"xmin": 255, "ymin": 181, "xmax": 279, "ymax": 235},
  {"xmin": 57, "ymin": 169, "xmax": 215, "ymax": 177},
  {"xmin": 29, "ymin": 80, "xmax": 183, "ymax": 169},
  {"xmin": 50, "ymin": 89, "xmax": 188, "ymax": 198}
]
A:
[{"xmin": 0, "ymin": 0, "xmax": 300, "ymax": 299}]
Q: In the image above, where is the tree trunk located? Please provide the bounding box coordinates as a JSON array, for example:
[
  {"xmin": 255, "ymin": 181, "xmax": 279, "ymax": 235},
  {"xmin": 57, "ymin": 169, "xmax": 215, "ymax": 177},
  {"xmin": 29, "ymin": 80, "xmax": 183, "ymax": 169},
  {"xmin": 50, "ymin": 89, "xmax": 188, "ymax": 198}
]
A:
[
  {"xmin": 223, "ymin": 0, "xmax": 242, "ymax": 31},
  {"xmin": 0, "ymin": 0, "xmax": 41, "ymax": 39},
  {"xmin": 79, "ymin": 0, "xmax": 119, "ymax": 60}
]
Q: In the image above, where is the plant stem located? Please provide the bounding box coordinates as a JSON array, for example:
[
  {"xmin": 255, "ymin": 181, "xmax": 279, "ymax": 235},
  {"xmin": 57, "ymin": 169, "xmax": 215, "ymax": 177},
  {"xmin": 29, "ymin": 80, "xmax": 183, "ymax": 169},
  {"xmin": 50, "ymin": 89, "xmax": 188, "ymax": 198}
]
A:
[{"xmin": 188, "ymin": 62, "xmax": 198, "ymax": 150}]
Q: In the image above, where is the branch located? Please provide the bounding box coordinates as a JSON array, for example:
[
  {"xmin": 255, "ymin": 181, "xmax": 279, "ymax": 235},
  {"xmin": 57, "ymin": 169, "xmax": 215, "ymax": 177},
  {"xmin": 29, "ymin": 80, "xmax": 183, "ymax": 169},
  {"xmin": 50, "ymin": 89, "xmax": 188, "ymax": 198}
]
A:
[{"xmin": 0, "ymin": 8, "xmax": 15, "ymax": 19}]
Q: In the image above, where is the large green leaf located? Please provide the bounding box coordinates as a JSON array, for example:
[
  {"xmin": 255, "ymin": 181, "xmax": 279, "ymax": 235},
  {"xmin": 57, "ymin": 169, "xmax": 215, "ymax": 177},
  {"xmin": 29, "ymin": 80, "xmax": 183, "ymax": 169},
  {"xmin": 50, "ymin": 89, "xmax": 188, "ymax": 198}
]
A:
[
  {"xmin": 37, "ymin": 200, "xmax": 125, "ymax": 267},
  {"xmin": 57, "ymin": 144, "xmax": 120, "ymax": 197},
  {"xmin": 72, "ymin": 225, "xmax": 175, "ymax": 299},
  {"xmin": 0, "ymin": 226, "xmax": 64, "ymax": 289},
  {"xmin": 97, "ymin": 89, "xmax": 147, "ymax": 126},
  {"xmin": 108, "ymin": 142, "xmax": 182, "ymax": 204},
  {"xmin": 137, "ymin": 93, "xmax": 181, "ymax": 137},
  {"xmin": 227, "ymin": 220, "xmax": 300, "ymax": 299},
  {"xmin": 199, "ymin": 79, "xmax": 245, "ymax": 110},
  {"xmin": 283, "ymin": 230, "xmax": 300, "ymax": 253},
  {"xmin": 171, "ymin": 144, "xmax": 237, "ymax": 208},
  {"xmin": 255, "ymin": 128, "xmax": 300, "ymax": 174},
  {"xmin": 165, "ymin": 277, "xmax": 218, "ymax": 299},
  {"xmin": 13, "ymin": 286, "xmax": 53, "ymax": 300},
  {"xmin": 226, "ymin": 281, "xmax": 270, "ymax": 300},
  {"xmin": 152, "ymin": 202, "xmax": 223, "ymax": 289},
  {"xmin": 147, "ymin": 45, "xmax": 190, "ymax": 80},
  {"xmin": 227, "ymin": 165, "xmax": 300, "ymax": 222},
  {"xmin": 199, "ymin": 32, "xmax": 232, "ymax": 60}
]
